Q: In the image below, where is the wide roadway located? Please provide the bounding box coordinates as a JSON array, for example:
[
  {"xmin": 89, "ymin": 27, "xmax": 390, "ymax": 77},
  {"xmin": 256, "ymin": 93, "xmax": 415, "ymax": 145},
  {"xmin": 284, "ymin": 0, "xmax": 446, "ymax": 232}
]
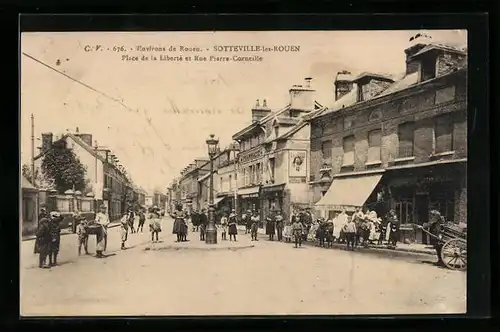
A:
[{"xmin": 20, "ymin": 217, "xmax": 466, "ymax": 316}]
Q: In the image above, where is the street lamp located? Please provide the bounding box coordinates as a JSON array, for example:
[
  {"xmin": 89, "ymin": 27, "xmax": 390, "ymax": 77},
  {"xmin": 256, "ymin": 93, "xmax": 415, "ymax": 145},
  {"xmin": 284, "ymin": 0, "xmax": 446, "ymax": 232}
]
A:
[{"xmin": 205, "ymin": 134, "xmax": 219, "ymax": 244}]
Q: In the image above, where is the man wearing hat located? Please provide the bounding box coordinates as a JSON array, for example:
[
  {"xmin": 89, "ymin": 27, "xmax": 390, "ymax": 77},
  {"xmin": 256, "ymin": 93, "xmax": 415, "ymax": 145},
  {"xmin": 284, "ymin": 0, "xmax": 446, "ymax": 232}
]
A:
[
  {"xmin": 34, "ymin": 207, "xmax": 49, "ymax": 254},
  {"xmin": 199, "ymin": 208, "xmax": 208, "ymax": 241},
  {"xmin": 275, "ymin": 210, "xmax": 284, "ymax": 242},
  {"xmin": 420, "ymin": 210, "xmax": 445, "ymax": 266},
  {"xmin": 48, "ymin": 211, "xmax": 62, "ymax": 266}
]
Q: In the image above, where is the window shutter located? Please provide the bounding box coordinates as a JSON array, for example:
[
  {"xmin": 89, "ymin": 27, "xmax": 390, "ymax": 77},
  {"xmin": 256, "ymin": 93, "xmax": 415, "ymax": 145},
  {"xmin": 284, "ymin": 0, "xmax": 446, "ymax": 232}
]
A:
[
  {"xmin": 398, "ymin": 122, "xmax": 415, "ymax": 158},
  {"xmin": 367, "ymin": 129, "xmax": 381, "ymax": 162}
]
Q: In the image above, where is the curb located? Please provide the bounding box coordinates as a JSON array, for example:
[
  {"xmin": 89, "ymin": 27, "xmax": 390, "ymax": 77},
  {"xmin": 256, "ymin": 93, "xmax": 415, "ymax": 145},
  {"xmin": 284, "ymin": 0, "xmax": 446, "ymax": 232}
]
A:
[
  {"xmin": 144, "ymin": 244, "xmax": 255, "ymax": 251},
  {"xmin": 22, "ymin": 222, "xmax": 121, "ymax": 242}
]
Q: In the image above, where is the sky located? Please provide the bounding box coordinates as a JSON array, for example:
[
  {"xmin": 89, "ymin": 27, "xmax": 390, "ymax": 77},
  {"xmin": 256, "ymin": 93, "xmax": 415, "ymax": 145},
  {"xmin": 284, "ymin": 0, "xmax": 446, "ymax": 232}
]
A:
[{"xmin": 20, "ymin": 30, "xmax": 467, "ymax": 193}]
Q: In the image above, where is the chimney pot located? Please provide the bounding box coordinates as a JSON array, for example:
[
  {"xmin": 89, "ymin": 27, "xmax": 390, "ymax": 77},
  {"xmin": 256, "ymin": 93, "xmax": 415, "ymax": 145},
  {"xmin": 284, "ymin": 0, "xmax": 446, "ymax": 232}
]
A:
[
  {"xmin": 76, "ymin": 127, "xmax": 79, "ymax": 133},
  {"xmin": 263, "ymin": 99, "xmax": 267, "ymax": 107},
  {"xmin": 256, "ymin": 99, "xmax": 260, "ymax": 107},
  {"xmin": 304, "ymin": 77, "xmax": 312, "ymax": 87}
]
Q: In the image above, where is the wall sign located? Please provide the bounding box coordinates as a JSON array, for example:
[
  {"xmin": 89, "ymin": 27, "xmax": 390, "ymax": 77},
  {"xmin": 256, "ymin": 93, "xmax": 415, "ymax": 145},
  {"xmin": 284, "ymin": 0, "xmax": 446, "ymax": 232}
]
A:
[
  {"xmin": 289, "ymin": 177, "xmax": 306, "ymax": 183},
  {"xmin": 240, "ymin": 148, "xmax": 264, "ymax": 164},
  {"xmin": 289, "ymin": 150, "xmax": 307, "ymax": 177},
  {"xmin": 241, "ymin": 193, "xmax": 259, "ymax": 198}
]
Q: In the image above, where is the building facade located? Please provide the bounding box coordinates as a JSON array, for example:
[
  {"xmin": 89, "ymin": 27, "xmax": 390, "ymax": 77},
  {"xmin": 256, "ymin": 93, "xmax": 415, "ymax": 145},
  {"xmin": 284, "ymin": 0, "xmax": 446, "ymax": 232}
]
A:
[
  {"xmin": 309, "ymin": 34, "xmax": 467, "ymax": 244},
  {"xmin": 232, "ymin": 79, "xmax": 325, "ymax": 225},
  {"xmin": 34, "ymin": 128, "xmax": 135, "ymax": 221},
  {"xmin": 178, "ymin": 159, "xmax": 210, "ymax": 212}
]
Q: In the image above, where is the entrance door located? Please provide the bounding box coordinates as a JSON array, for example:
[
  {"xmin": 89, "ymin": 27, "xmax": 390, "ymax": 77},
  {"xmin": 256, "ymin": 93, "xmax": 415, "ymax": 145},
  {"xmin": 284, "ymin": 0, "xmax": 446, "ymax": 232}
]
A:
[{"xmin": 415, "ymin": 194, "xmax": 429, "ymax": 244}]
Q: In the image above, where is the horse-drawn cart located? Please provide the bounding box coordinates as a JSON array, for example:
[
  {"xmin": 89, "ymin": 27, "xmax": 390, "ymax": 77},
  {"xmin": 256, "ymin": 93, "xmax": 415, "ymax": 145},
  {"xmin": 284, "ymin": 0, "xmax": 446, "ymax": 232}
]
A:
[{"xmin": 419, "ymin": 222, "xmax": 467, "ymax": 271}]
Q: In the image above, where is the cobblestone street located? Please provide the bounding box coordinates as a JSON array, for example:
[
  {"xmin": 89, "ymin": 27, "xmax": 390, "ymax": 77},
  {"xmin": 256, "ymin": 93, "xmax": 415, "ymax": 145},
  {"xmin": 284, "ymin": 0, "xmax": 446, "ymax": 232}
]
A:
[{"xmin": 21, "ymin": 218, "xmax": 466, "ymax": 316}]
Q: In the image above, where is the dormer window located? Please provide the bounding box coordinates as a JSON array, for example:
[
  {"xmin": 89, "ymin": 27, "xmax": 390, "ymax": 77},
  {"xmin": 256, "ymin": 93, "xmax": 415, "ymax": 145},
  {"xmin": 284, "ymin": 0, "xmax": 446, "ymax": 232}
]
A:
[
  {"xmin": 357, "ymin": 84, "xmax": 365, "ymax": 102},
  {"xmin": 421, "ymin": 54, "xmax": 437, "ymax": 81}
]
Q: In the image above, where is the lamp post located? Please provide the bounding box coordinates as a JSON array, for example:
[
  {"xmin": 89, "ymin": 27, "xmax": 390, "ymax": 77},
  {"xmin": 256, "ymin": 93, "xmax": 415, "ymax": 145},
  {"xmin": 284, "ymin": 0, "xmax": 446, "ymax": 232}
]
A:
[{"xmin": 205, "ymin": 134, "xmax": 219, "ymax": 244}]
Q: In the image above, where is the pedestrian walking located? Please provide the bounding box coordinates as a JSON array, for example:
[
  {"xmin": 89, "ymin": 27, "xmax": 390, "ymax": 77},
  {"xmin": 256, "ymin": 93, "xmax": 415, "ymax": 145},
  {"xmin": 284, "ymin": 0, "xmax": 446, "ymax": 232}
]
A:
[
  {"xmin": 199, "ymin": 208, "xmax": 208, "ymax": 241},
  {"xmin": 291, "ymin": 217, "xmax": 304, "ymax": 248},
  {"xmin": 149, "ymin": 207, "xmax": 162, "ymax": 243},
  {"xmin": 76, "ymin": 219, "xmax": 89, "ymax": 255},
  {"xmin": 343, "ymin": 216, "xmax": 357, "ymax": 251},
  {"xmin": 137, "ymin": 208, "xmax": 146, "ymax": 232},
  {"xmin": 275, "ymin": 211, "xmax": 284, "ymax": 241},
  {"xmin": 266, "ymin": 214, "xmax": 276, "ymax": 241},
  {"xmin": 220, "ymin": 213, "xmax": 228, "ymax": 241},
  {"xmin": 420, "ymin": 210, "xmax": 445, "ymax": 266},
  {"xmin": 48, "ymin": 211, "xmax": 62, "ymax": 266},
  {"xmin": 228, "ymin": 209, "xmax": 238, "ymax": 241},
  {"xmin": 35, "ymin": 214, "xmax": 51, "ymax": 268},
  {"xmin": 127, "ymin": 207, "xmax": 136, "ymax": 234},
  {"xmin": 94, "ymin": 205, "xmax": 110, "ymax": 258},
  {"xmin": 119, "ymin": 212, "xmax": 129, "ymax": 249}
]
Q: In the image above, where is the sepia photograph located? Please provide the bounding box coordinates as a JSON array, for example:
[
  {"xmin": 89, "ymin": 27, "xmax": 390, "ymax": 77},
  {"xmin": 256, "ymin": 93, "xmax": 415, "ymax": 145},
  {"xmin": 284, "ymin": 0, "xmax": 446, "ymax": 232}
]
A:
[{"xmin": 20, "ymin": 29, "xmax": 468, "ymax": 316}]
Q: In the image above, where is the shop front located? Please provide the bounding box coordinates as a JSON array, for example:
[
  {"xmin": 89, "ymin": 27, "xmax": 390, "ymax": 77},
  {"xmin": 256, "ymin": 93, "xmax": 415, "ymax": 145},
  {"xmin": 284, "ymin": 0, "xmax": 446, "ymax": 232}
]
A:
[
  {"xmin": 237, "ymin": 185, "xmax": 261, "ymax": 226},
  {"xmin": 261, "ymin": 183, "xmax": 285, "ymax": 225},
  {"xmin": 385, "ymin": 160, "xmax": 466, "ymax": 244}
]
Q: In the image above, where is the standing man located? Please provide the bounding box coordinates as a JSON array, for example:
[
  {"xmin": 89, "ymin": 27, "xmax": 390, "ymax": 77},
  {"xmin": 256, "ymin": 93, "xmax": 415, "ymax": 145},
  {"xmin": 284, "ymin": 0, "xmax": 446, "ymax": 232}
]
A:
[
  {"xmin": 421, "ymin": 210, "xmax": 445, "ymax": 266},
  {"xmin": 120, "ymin": 212, "xmax": 129, "ymax": 249},
  {"xmin": 34, "ymin": 207, "xmax": 49, "ymax": 255},
  {"xmin": 95, "ymin": 205, "xmax": 110, "ymax": 258},
  {"xmin": 199, "ymin": 208, "xmax": 208, "ymax": 241},
  {"xmin": 275, "ymin": 210, "xmax": 284, "ymax": 242},
  {"xmin": 127, "ymin": 207, "xmax": 136, "ymax": 234},
  {"xmin": 291, "ymin": 216, "xmax": 304, "ymax": 248},
  {"xmin": 48, "ymin": 211, "xmax": 62, "ymax": 266},
  {"xmin": 137, "ymin": 208, "xmax": 146, "ymax": 233},
  {"xmin": 35, "ymin": 213, "xmax": 51, "ymax": 268},
  {"xmin": 250, "ymin": 210, "xmax": 260, "ymax": 241}
]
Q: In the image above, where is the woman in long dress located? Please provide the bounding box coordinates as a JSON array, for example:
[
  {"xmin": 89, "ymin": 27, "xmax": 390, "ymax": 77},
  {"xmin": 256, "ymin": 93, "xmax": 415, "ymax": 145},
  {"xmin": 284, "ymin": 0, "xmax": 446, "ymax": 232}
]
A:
[{"xmin": 228, "ymin": 209, "xmax": 238, "ymax": 241}]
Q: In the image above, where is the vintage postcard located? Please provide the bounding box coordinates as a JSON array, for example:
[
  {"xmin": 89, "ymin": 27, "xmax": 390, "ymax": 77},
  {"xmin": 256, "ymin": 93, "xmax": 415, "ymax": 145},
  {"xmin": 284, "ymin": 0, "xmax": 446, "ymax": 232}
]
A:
[{"xmin": 20, "ymin": 29, "xmax": 467, "ymax": 316}]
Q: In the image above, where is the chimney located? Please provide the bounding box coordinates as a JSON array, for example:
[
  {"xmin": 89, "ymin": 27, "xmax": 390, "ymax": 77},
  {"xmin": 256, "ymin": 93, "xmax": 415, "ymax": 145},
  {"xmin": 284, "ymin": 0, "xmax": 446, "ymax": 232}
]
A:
[
  {"xmin": 41, "ymin": 133, "xmax": 53, "ymax": 153},
  {"xmin": 289, "ymin": 77, "xmax": 315, "ymax": 112},
  {"xmin": 251, "ymin": 98, "xmax": 271, "ymax": 123},
  {"xmin": 76, "ymin": 133, "xmax": 93, "ymax": 147},
  {"xmin": 76, "ymin": 127, "xmax": 79, "ymax": 133},
  {"xmin": 334, "ymin": 70, "xmax": 354, "ymax": 101},
  {"xmin": 404, "ymin": 32, "xmax": 432, "ymax": 75}
]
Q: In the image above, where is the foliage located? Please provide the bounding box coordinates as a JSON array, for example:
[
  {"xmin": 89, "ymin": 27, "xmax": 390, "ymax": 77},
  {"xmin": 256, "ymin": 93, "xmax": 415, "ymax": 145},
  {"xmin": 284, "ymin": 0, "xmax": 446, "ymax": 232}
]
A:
[
  {"xmin": 41, "ymin": 142, "xmax": 87, "ymax": 194},
  {"xmin": 21, "ymin": 163, "xmax": 55, "ymax": 189}
]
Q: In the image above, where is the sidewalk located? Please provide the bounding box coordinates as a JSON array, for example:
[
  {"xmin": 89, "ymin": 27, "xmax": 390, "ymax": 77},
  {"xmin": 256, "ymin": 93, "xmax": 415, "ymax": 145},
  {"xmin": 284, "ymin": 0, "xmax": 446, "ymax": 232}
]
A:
[{"xmin": 236, "ymin": 225, "xmax": 435, "ymax": 256}]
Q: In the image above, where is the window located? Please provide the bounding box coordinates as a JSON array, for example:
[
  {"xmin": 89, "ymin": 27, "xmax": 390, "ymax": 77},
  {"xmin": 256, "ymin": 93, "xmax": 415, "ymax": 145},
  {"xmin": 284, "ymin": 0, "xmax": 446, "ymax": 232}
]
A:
[
  {"xmin": 398, "ymin": 122, "xmax": 415, "ymax": 158},
  {"xmin": 421, "ymin": 55, "xmax": 437, "ymax": 81},
  {"xmin": 321, "ymin": 140, "xmax": 332, "ymax": 159},
  {"xmin": 434, "ymin": 115, "xmax": 454, "ymax": 153},
  {"xmin": 23, "ymin": 198, "xmax": 35, "ymax": 222},
  {"xmin": 220, "ymin": 177, "xmax": 223, "ymax": 192},
  {"xmin": 342, "ymin": 135, "xmax": 355, "ymax": 166},
  {"xmin": 395, "ymin": 200, "xmax": 413, "ymax": 224},
  {"xmin": 274, "ymin": 126, "xmax": 279, "ymax": 138},
  {"xmin": 367, "ymin": 129, "xmax": 382, "ymax": 162},
  {"xmin": 344, "ymin": 115, "xmax": 355, "ymax": 129},
  {"xmin": 256, "ymin": 163, "xmax": 261, "ymax": 183},
  {"xmin": 269, "ymin": 158, "xmax": 276, "ymax": 181},
  {"xmin": 435, "ymin": 86, "xmax": 456, "ymax": 104},
  {"xmin": 229, "ymin": 175, "xmax": 232, "ymax": 190}
]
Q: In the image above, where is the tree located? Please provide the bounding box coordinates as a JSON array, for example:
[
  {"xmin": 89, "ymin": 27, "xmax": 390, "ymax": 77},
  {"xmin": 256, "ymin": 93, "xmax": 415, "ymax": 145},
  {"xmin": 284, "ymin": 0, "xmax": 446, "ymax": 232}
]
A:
[
  {"xmin": 21, "ymin": 163, "xmax": 55, "ymax": 189},
  {"xmin": 41, "ymin": 141, "xmax": 87, "ymax": 194}
]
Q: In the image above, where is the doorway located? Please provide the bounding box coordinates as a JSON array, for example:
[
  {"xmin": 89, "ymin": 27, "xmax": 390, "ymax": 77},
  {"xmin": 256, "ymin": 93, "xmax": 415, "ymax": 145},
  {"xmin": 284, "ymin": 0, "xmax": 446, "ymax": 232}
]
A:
[{"xmin": 415, "ymin": 194, "xmax": 429, "ymax": 244}]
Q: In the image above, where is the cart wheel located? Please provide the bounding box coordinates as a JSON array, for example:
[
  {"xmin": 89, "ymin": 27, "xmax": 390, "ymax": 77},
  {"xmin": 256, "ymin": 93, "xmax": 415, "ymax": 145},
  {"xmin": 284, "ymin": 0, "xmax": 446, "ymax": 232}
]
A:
[{"xmin": 441, "ymin": 239, "xmax": 467, "ymax": 271}]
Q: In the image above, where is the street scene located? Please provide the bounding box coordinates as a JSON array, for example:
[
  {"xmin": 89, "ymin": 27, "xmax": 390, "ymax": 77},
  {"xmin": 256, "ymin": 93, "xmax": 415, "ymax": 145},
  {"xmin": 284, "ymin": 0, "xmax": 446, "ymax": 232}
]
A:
[{"xmin": 20, "ymin": 30, "xmax": 467, "ymax": 316}]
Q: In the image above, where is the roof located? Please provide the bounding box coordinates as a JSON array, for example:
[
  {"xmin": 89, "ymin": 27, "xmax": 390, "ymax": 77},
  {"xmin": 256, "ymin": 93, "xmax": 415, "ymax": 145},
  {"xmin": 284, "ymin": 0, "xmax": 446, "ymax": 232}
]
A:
[
  {"xmin": 197, "ymin": 172, "xmax": 211, "ymax": 182},
  {"xmin": 22, "ymin": 175, "xmax": 37, "ymax": 190},
  {"xmin": 274, "ymin": 116, "xmax": 301, "ymax": 126},
  {"xmin": 270, "ymin": 105, "xmax": 328, "ymax": 142},
  {"xmin": 232, "ymin": 104, "xmax": 291, "ymax": 140},
  {"xmin": 377, "ymin": 71, "xmax": 419, "ymax": 98},
  {"xmin": 411, "ymin": 42, "xmax": 466, "ymax": 58},
  {"xmin": 310, "ymin": 86, "xmax": 358, "ymax": 119},
  {"xmin": 352, "ymin": 72, "xmax": 395, "ymax": 83},
  {"xmin": 336, "ymin": 73, "xmax": 354, "ymax": 82}
]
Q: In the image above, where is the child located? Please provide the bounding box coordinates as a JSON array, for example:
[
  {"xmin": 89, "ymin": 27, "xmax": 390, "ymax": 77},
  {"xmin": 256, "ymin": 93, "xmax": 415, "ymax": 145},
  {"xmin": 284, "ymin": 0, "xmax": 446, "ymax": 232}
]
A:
[
  {"xmin": 220, "ymin": 214, "xmax": 228, "ymax": 241},
  {"xmin": 149, "ymin": 208, "xmax": 162, "ymax": 243},
  {"xmin": 291, "ymin": 217, "xmax": 304, "ymax": 248},
  {"xmin": 137, "ymin": 209, "xmax": 146, "ymax": 233},
  {"xmin": 250, "ymin": 212, "xmax": 259, "ymax": 241},
  {"xmin": 343, "ymin": 216, "xmax": 357, "ymax": 251},
  {"xmin": 76, "ymin": 219, "xmax": 89, "ymax": 255},
  {"xmin": 120, "ymin": 212, "xmax": 129, "ymax": 250}
]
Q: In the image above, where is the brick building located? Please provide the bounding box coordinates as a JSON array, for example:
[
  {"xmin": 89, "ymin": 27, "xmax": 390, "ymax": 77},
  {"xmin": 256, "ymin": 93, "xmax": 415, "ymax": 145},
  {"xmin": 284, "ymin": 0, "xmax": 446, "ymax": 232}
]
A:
[
  {"xmin": 232, "ymin": 78, "xmax": 325, "ymax": 225},
  {"xmin": 308, "ymin": 34, "xmax": 467, "ymax": 244}
]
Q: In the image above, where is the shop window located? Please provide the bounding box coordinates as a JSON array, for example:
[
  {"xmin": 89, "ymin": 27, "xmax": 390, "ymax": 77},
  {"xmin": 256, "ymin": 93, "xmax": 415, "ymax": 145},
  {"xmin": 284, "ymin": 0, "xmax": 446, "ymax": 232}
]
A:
[
  {"xmin": 395, "ymin": 200, "xmax": 413, "ymax": 224},
  {"xmin": 367, "ymin": 129, "xmax": 382, "ymax": 162},
  {"xmin": 321, "ymin": 140, "xmax": 332, "ymax": 159},
  {"xmin": 398, "ymin": 122, "xmax": 415, "ymax": 158},
  {"xmin": 434, "ymin": 115, "xmax": 454, "ymax": 153},
  {"xmin": 342, "ymin": 135, "xmax": 355, "ymax": 166}
]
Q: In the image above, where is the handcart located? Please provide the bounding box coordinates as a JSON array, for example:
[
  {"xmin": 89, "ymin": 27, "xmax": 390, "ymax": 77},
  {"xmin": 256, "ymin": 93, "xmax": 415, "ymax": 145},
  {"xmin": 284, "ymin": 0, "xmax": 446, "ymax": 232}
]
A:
[{"xmin": 418, "ymin": 222, "xmax": 467, "ymax": 271}]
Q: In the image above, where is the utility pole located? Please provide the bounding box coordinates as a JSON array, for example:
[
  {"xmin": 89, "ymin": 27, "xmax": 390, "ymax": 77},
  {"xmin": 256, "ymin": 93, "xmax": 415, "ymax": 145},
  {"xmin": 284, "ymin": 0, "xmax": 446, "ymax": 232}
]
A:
[{"xmin": 31, "ymin": 114, "xmax": 35, "ymax": 187}]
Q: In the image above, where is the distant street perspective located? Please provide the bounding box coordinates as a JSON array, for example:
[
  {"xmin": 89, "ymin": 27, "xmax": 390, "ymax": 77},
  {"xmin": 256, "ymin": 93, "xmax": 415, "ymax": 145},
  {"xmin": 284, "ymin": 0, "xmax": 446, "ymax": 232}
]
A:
[{"xmin": 21, "ymin": 30, "xmax": 468, "ymax": 316}]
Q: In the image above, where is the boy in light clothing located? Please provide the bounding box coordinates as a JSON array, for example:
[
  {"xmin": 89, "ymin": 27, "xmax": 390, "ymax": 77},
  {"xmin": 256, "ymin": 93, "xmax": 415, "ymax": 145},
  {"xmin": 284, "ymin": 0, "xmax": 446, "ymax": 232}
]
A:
[{"xmin": 76, "ymin": 219, "xmax": 89, "ymax": 256}]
